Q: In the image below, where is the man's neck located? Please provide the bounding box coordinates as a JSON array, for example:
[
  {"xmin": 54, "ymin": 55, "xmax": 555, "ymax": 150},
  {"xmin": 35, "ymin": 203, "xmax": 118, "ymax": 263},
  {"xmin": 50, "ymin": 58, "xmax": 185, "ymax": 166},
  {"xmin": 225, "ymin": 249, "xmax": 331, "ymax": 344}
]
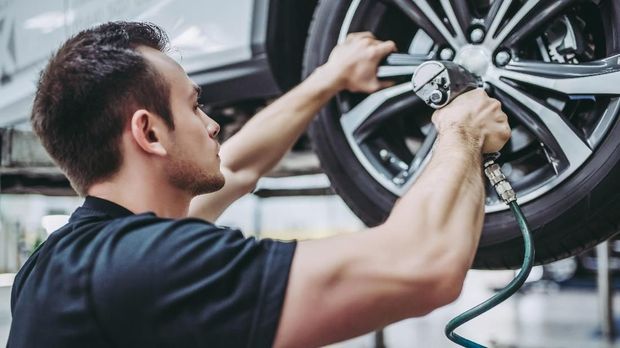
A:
[{"xmin": 87, "ymin": 178, "xmax": 192, "ymax": 219}]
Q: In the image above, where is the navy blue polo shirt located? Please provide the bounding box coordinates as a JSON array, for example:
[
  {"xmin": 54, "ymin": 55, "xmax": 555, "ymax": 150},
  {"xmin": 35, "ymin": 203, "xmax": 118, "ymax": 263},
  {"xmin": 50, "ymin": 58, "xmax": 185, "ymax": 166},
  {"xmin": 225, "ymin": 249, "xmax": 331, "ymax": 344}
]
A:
[{"xmin": 8, "ymin": 196, "xmax": 296, "ymax": 348}]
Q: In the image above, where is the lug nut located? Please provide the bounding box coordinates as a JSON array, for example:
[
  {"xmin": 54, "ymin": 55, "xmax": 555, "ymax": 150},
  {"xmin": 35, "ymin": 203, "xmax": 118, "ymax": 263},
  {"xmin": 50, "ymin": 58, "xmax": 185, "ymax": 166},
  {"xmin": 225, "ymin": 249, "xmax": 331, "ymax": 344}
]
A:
[
  {"xmin": 392, "ymin": 171, "xmax": 409, "ymax": 185},
  {"xmin": 495, "ymin": 50, "xmax": 511, "ymax": 66},
  {"xmin": 439, "ymin": 48, "xmax": 455, "ymax": 61},
  {"xmin": 379, "ymin": 149, "xmax": 390, "ymax": 161},
  {"xmin": 470, "ymin": 28, "xmax": 485, "ymax": 43}
]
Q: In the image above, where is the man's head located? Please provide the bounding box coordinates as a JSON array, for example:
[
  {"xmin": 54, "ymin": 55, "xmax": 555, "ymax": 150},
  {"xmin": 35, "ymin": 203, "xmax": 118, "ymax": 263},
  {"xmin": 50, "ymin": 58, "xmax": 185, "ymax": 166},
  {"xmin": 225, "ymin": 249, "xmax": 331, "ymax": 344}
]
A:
[{"xmin": 32, "ymin": 21, "xmax": 224, "ymax": 196}]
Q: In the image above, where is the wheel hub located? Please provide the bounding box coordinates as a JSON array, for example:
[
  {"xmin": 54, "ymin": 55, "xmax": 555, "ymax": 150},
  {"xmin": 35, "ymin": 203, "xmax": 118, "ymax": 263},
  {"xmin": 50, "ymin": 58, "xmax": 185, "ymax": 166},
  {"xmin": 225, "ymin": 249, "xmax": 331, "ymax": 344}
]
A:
[{"xmin": 454, "ymin": 45, "xmax": 492, "ymax": 77}]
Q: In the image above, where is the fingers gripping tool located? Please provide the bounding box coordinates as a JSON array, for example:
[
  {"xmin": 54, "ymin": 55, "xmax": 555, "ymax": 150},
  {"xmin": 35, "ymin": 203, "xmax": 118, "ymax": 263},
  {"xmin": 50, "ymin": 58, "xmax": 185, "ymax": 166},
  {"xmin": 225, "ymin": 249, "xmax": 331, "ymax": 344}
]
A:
[{"xmin": 412, "ymin": 61, "xmax": 514, "ymax": 203}]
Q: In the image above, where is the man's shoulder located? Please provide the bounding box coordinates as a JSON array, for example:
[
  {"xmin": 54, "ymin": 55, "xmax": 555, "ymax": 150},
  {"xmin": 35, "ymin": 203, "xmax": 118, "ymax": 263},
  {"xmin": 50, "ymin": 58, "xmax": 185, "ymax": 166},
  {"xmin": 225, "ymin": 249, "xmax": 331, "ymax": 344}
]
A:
[
  {"xmin": 88, "ymin": 214, "xmax": 296, "ymax": 346},
  {"xmin": 76, "ymin": 211, "xmax": 237, "ymax": 244},
  {"xmin": 99, "ymin": 214, "xmax": 245, "ymax": 248},
  {"xmin": 88, "ymin": 214, "xmax": 246, "ymax": 271},
  {"xmin": 109, "ymin": 213, "xmax": 217, "ymax": 231},
  {"xmin": 89, "ymin": 215, "xmax": 249, "ymax": 283}
]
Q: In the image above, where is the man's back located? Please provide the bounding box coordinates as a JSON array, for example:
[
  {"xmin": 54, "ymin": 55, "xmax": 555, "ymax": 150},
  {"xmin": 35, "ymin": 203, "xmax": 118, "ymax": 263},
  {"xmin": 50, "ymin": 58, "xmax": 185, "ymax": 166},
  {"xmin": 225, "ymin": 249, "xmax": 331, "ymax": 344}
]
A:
[{"xmin": 8, "ymin": 196, "xmax": 296, "ymax": 348}]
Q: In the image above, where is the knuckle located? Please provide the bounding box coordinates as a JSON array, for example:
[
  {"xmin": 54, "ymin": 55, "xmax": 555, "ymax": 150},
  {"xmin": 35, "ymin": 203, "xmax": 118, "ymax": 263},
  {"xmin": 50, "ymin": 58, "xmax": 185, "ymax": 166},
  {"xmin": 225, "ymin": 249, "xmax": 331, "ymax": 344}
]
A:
[
  {"xmin": 502, "ymin": 126, "xmax": 512, "ymax": 139},
  {"xmin": 370, "ymin": 46, "xmax": 383, "ymax": 57},
  {"xmin": 381, "ymin": 40, "xmax": 396, "ymax": 51},
  {"xmin": 361, "ymin": 36, "xmax": 374, "ymax": 44},
  {"xmin": 362, "ymin": 49, "xmax": 375, "ymax": 60},
  {"xmin": 362, "ymin": 31, "xmax": 375, "ymax": 38}
]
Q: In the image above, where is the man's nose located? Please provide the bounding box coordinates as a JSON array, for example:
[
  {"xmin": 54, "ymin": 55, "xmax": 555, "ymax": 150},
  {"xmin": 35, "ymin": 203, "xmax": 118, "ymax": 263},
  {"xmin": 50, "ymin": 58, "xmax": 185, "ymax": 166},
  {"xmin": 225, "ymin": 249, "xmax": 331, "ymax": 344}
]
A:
[{"xmin": 207, "ymin": 121, "xmax": 220, "ymax": 139}]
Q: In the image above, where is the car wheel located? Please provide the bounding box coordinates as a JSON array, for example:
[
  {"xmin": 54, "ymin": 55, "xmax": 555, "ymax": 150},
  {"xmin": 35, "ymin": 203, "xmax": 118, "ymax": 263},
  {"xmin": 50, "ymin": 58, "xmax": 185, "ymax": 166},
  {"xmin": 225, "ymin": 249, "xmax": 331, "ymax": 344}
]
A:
[{"xmin": 303, "ymin": 0, "xmax": 620, "ymax": 269}]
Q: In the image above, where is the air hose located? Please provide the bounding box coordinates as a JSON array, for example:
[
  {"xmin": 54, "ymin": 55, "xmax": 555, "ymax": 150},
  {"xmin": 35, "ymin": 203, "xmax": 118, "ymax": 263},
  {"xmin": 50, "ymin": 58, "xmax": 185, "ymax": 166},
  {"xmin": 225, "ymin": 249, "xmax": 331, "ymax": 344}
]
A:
[{"xmin": 444, "ymin": 156, "xmax": 535, "ymax": 348}]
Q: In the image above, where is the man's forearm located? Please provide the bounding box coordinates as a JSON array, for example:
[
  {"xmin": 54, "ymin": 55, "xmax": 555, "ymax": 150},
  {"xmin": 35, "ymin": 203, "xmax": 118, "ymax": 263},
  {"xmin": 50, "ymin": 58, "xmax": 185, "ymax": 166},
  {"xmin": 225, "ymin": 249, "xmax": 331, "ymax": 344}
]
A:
[
  {"xmin": 189, "ymin": 67, "xmax": 341, "ymax": 221},
  {"xmin": 219, "ymin": 66, "xmax": 342, "ymax": 179},
  {"xmin": 386, "ymin": 127, "xmax": 485, "ymax": 275},
  {"xmin": 190, "ymin": 34, "xmax": 396, "ymax": 222},
  {"xmin": 273, "ymin": 129, "xmax": 488, "ymax": 346},
  {"xmin": 188, "ymin": 66, "xmax": 345, "ymax": 221}
]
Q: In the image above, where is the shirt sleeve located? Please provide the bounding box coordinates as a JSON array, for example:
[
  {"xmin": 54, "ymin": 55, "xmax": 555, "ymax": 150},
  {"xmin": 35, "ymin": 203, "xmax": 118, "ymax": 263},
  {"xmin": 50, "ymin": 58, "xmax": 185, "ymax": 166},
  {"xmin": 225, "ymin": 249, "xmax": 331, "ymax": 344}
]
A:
[{"xmin": 90, "ymin": 215, "xmax": 296, "ymax": 348}]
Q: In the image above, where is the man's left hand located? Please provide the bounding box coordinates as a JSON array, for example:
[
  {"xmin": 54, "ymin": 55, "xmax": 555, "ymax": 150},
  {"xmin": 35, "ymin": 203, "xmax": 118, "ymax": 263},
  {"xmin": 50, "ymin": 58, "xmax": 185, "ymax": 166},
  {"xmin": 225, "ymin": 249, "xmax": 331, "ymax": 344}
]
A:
[{"xmin": 321, "ymin": 32, "xmax": 397, "ymax": 94}]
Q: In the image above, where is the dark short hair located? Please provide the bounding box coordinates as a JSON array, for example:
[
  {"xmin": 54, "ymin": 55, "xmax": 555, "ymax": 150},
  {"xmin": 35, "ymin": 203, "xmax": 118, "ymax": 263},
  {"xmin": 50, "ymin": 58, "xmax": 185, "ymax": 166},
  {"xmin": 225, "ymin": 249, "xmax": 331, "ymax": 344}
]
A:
[{"xmin": 31, "ymin": 21, "xmax": 173, "ymax": 195}]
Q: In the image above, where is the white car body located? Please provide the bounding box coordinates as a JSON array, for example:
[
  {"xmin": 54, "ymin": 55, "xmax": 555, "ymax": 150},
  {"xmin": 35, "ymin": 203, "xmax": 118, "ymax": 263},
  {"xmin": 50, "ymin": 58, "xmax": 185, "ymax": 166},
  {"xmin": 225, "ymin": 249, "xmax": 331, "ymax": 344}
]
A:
[{"xmin": 0, "ymin": 0, "xmax": 255, "ymax": 126}]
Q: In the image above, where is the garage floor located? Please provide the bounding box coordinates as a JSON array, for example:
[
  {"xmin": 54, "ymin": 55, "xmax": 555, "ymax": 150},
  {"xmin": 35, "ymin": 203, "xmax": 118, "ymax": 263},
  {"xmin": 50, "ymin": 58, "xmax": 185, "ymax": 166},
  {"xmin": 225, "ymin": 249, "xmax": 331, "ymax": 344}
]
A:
[
  {"xmin": 333, "ymin": 271, "xmax": 620, "ymax": 348},
  {"xmin": 1, "ymin": 273, "xmax": 619, "ymax": 348}
]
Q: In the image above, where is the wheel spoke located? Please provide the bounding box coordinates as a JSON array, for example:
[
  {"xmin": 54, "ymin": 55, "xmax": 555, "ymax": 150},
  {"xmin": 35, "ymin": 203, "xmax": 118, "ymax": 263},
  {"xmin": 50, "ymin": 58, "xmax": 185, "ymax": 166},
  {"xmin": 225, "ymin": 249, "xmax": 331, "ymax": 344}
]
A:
[
  {"xmin": 389, "ymin": 0, "xmax": 443, "ymax": 45},
  {"xmin": 377, "ymin": 65, "xmax": 418, "ymax": 78},
  {"xmin": 493, "ymin": 88, "xmax": 565, "ymax": 174},
  {"xmin": 504, "ymin": 55, "xmax": 620, "ymax": 78},
  {"xmin": 503, "ymin": 0, "xmax": 578, "ymax": 48},
  {"xmin": 483, "ymin": 0, "xmax": 514, "ymax": 45},
  {"xmin": 494, "ymin": 57, "xmax": 620, "ymax": 95},
  {"xmin": 340, "ymin": 83, "xmax": 413, "ymax": 141},
  {"xmin": 488, "ymin": 76, "xmax": 592, "ymax": 171},
  {"xmin": 447, "ymin": 0, "xmax": 471, "ymax": 36},
  {"xmin": 355, "ymin": 93, "xmax": 424, "ymax": 142},
  {"xmin": 414, "ymin": 0, "xmax": 467, "ymax": 49},
  {"xmin": 409, "ymin": 127, "xmax": 436, "ymax": 172},
  {"xmin": 399, "ymin": 140, "xmax": 434, "ymax": 194},
  {"xmin": 483, "ymin": 0, "xmax": 539, "ymax": 52},
  {"xmin": 439, "ymin": 0, "xmax": 469, "ymax": 45},
  {"xmin": 384, "ymin": 53, "xmax": 428, "ymax": 65},
  {"xmin": 389, "ymin": 0, "xmax": 466, "ymax": 49},
  {"xmin": 483, "ymin": 0, "xmax": 503, "ymax": 30},
  {"xmin": 377, "ymin": 53, "xmax": 426, "ymax": 78}
]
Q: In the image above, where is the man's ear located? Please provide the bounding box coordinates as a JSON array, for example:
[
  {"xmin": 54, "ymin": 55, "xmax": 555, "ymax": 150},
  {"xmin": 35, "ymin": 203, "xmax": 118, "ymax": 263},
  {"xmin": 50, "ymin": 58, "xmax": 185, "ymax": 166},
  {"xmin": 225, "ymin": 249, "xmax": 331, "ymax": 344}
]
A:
[{"xmin": 130, "ymin": 109, "xmax": 169, "ymax": 156}]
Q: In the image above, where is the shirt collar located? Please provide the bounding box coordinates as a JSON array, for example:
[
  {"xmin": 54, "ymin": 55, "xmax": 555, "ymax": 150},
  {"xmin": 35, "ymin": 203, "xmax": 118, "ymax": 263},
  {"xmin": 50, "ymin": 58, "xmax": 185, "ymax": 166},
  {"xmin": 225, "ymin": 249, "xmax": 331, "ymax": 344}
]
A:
[{"xmin": 76, "ymin": 195, "xmax": 135, "ymax": 219}]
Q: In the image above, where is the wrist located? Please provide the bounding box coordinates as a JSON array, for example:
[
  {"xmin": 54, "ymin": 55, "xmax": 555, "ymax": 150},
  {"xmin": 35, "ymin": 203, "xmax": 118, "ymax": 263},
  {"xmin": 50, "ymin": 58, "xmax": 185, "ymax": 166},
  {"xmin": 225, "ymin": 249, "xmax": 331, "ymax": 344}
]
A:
[
  {"xmin": 310, "ymin": 63, "xmax": 347, "ymax": 94},
  {"xmin": 436, "ymin": 124, "xmax": 484, "ymax": 155}
]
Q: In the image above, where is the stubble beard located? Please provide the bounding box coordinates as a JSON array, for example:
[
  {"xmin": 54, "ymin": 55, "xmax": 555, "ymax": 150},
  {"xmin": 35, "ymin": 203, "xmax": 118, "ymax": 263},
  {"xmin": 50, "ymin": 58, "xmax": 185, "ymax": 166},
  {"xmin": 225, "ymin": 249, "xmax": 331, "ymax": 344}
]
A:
[{"xmin": 166, "ymin": 156, "xmax": 225, "ymax": 196}]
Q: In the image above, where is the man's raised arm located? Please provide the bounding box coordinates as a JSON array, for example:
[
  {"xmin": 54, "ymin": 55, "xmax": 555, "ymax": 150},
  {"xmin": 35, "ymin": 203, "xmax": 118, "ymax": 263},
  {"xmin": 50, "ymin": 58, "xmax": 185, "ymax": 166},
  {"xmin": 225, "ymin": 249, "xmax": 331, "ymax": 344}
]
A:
[
  {"xmin": 273, "ymin": 89, "xmax": 510, "ymax": 347},
  {"xmin": 188, "ymin": 32, "xmax": 396, "ymax": 221}
]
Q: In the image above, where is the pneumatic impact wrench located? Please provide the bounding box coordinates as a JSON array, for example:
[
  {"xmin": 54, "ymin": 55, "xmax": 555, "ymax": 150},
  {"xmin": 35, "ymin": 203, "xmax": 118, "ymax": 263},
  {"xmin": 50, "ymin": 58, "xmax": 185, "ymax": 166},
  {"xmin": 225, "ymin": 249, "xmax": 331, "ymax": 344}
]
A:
[
  {"xmin": 411, "ymin": 60, "xmax": 515, "ymax": 203},
  {"xmin": 411, "ymin": 61, "xmax": 535, "ymax": 348}
]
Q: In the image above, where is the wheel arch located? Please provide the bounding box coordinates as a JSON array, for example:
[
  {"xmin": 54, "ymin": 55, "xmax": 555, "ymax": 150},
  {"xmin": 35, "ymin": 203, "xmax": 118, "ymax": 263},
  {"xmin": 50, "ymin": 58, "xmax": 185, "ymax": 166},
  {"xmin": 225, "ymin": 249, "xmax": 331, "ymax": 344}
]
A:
[{"xmin": 264, "ymin": 0, "xmax": 319, "ymax": 92}]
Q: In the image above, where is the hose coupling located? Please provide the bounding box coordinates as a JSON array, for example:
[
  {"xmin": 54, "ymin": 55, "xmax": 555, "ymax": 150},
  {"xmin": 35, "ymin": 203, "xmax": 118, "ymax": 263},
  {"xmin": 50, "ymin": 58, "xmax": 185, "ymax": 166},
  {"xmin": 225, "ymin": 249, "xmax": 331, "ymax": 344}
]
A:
[{"xmin": 483, "ymin": 158, "xmax": 516, "ymax": 204}]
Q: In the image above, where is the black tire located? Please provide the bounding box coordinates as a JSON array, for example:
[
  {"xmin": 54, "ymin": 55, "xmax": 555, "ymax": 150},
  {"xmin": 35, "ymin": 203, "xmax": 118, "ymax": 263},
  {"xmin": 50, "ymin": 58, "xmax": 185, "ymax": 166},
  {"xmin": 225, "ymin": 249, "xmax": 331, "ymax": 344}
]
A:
[{"xmin": 303, "ymin": 0, "xmax": 620, "ymax": 269}]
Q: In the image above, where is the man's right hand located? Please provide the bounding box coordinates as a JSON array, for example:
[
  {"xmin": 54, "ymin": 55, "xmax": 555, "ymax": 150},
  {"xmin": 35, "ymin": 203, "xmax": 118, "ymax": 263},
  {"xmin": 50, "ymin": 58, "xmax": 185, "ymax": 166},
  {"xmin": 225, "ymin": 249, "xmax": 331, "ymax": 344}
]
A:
[{"xmin": 431, "ymin": 89, "xmax": 511, "ymax": 154}]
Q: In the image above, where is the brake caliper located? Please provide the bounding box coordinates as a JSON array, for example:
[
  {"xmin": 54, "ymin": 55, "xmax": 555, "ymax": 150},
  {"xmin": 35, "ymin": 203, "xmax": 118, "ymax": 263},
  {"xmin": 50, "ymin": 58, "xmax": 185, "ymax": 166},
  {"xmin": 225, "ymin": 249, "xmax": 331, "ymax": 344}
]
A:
[{"xmin": 538, "ymin": 14, "xmax": 595, "ymax": 64}]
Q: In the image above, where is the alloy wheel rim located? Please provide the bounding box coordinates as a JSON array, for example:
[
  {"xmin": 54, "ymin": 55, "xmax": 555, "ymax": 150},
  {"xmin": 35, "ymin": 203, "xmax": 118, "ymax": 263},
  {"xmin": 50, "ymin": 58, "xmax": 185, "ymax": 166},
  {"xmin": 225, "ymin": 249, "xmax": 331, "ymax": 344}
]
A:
[{"xmin": 335, "ymin": 0, "xmax": 620, "ymax": 213}]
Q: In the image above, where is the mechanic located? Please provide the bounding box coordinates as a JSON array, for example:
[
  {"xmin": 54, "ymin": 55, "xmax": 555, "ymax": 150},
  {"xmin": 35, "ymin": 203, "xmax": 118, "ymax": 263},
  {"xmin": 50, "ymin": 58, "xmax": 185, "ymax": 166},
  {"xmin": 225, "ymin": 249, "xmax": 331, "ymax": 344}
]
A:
[{"xmin": 8, "ymin": 21, "xmax": 510, "ymax": 347}]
